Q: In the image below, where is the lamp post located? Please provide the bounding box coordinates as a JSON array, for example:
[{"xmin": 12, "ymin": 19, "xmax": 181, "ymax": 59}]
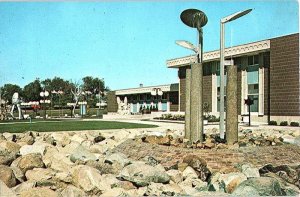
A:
[
  {"xmin": 40, "ymin": 90, "xmax": 49, "ymax": 119},
  {"xmin": 219, "ymin": 9, "xmax": 252, "ymax": 139},
  {"xmin": 177, "ymin": 9, "xmax": 208, "ymax": 143}
]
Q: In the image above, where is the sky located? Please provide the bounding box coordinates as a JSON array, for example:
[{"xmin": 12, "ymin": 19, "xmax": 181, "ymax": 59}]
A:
[{"xmin": 0, "ymin": 1, "xmax": 299, "ymax": 90}]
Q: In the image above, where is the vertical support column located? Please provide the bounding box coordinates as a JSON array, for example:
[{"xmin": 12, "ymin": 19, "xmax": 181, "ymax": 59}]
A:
[
  {"xmin": 190, "ymin": 63, "xmax": 203, "ymax": 143},
  {"xmin": 137, "ymin": 102, "xmax": 140, "ymax": 113},
  {"xmin": 211, "ymin": 73, "xmax": 217, "ymax": 115},
  {"xmin": 185, "ymin": 67, "xmax": 191, "ymax": 140},
  {"xmin": 241, "ymin": 70, "xmax": 248, "ymax": 115},
  {"xmin": 167, "ymin": 101, "xmax": 170, "ymax": 112},
  {"xmin": 258, "ymin": 67, "xmax": 264, "ymax": 116},
  {"xmin": 226, "ymin": 64, "xmax": 238, "ymax": 145}
]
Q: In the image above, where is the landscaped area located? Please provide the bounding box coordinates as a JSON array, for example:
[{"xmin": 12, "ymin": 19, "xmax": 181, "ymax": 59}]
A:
[{"xmin": 0, "ymin": 120, "xmax": 158, "ymax": 133}]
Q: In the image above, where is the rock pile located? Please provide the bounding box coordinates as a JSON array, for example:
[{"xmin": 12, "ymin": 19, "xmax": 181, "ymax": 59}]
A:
[{"xmin": 0, "ymin": 129, "xmax": 299, "ymax": 196}]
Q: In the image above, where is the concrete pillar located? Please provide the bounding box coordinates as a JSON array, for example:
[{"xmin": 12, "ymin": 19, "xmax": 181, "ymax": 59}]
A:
[
  {"xmin": 258, "ymin": 67, "xmax": 264, "ymax": 115},
  {"xmin": 226, "ymin": 64, "xmax": 238, "ymax": 145},
  {"xmin": 184, "ymin": 67, "xmax": 191, "ymax": 140},
  {"xmin": 190, "ymin": 63, "xmax": 203, "ymax": 143}
]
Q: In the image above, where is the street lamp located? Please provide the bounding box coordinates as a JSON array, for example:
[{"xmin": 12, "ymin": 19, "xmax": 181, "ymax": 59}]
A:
[
  {"xmin": 178, "ymin": 9, "xmax": 208, "ymax": 143},
  {"xmin": 40, "ymin": 90, "xmax": 49, "ymax": 119},
  {"xmin": 219, "ymin": 9, "xmax": 252, "ymax": 139}
]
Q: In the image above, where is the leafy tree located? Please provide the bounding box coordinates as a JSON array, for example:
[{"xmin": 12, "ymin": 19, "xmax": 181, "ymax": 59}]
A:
[
  {"xmin": 0, "ymin": 84, "xmax": 22, "ymax": 104},
  {"xmin": 22, "ymin": 79, "xmax": 42, "ymax": 102}
]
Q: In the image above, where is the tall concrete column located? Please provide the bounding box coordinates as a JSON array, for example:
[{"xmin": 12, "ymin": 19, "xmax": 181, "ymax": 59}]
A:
[
  {"xmin": 226, "ymin": 64, "xmax": 238, "ymax": 145},
  {"xmin": 184, "ymin": 67, "xmax": 191, "ymax": 140},
  {"xmin": 190, "ymin": 63, "xmax": 203, "ymax": 143}
]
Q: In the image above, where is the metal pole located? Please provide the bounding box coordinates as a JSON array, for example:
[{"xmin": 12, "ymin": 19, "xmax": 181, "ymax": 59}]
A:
[{"xmin": 219, "ymin": 22, "xmax": 225, "ymax": 139}]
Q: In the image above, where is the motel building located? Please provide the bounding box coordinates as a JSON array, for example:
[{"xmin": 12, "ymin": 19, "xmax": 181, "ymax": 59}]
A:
[{"xmin": 107, "ymin": 33, "xmax": 300, "ymax": 123}]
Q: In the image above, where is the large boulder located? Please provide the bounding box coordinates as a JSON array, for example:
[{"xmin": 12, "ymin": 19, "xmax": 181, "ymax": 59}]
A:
[
  {"xmin": 0, "ymin": 165, "xmax": 17, "ymax": 188},
  {"xmin": 25, "ymin": 168, "xmax": 55, "ymax": 182},
  {"xmin": 61, "ymin": 185, "xmax": 87, "ymax": 197},
  {"xmin": 182, "ymin": 166, "xmax": 199, "ymax": 180},
  {"xmin": 0, "ymin": 148, "xmax": 17, "ymax": 165},
  {"xmin": 104, "ymin": 152, "xmax": 131, "ymax": 168},
  {"xmin": 179, "ymin": 177, "xmax": 208, "ymax": 193},
  {"xmin": 145, "ymin": 182, "xmax": 184, "ymax": 196},
  {"xmin": 0, "ymin": 179, "xmax": 17, "ymax": 197},
  {"xmin": 70, "ymin": 145, "xmax": 97, "ymax": 163},
  {"xmin": 11, "ymin": 166, "xmax": 25, "ymax": 183},
  {"xmin": 118, "ymin": 163, "xmax": 170, "ymax": 186},
  {"xmin": 18, "ymin": 187, "xmax": 60, "ymax": 197},
  {"xmin": 11, "ymin": 153, "xmax": 44, "ymax": 173},
  {"xmin": 12, "ymin": 181, "xmax": 35, "ymax": 195},
  {"xmin": 241, "ymin": 164, "xmax": 260, "ymax": 178},
  {"xmin": 232, "ymin": 177, "xmax": 286, "ymax": 196},
  {"xmin": 99, "ymin": 188, "xmax": 128, "ymax": 197},
  {"xmin": 43, "ymin": 147, "xmax": 74, "ymax": 172},
  {"xmin": 0, "ymin": 140, "xmax": 21, "ymax": 154},
  {"xmin": 182, "ymin": 155, "xmax": 211, "ymax": 181},
  {"xmin": 71, "ymin": 165, "xmax": 110, "ymax": 194},
  {"xmin": 19, "ymin": 143, "xmax": 47, "ymax": 156},
  {"xmin": 219, "ymin": 172, "xmax": 247, "ymax": 193},
  {"xmin": 166, "ymin": 169, "xmax": 183, "ymax": 184}
]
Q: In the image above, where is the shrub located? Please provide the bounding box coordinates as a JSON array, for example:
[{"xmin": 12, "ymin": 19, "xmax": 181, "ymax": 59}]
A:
[
  {"xmin": 208, "ymin": 115, "xmax": 220, "ymax": 122},
  {"xmin": 268, "ymin": 120, "xmax": 277, "ymax": 125},
  {"xmin": 290, "ymin": 122, "xmax": 299, "ymax": 127},
  {"xmin": 279, "ymin": 121, "xmax": 288, "ymax": 126}
]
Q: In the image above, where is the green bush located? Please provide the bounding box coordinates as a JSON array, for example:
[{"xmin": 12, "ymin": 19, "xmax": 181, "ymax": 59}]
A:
[
  {"xmin": 268, "ymin": 120, "xmax": 277, "ymax": 125},
  {"xmin": 207, "ymin": 115, "xmax": 220, "ymax": 122},
  {"xmin": 290, "ymin": 122, "xmax": 299, "ymax": 127},
  {"xmin": 279, "ymin": 121, "xmax": 288, "ymax": 126}
]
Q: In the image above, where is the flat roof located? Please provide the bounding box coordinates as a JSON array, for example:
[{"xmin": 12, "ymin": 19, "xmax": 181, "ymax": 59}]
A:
[
  {"xmin": 114, "ymin": 83, "xmax": 179, "ymax": 95},
  {"xmin": 166, "ymin": 39, "xmax": 270, "ymax": 68}
]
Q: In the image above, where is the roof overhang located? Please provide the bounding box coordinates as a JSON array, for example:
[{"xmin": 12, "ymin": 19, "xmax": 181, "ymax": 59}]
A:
[
  {"xmin": 115, "ymin": 83, "xmax": 178, "ymax": 95},
  {"xmin": 167, "ymin": 39, "xmax": 270, "ymax": 68}
]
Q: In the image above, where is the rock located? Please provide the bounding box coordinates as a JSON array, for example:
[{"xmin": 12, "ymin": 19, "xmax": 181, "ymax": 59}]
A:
[
  {"xmin": 0, "ymin": 149, "xmax": 16, "ymax": 165},
  {"xmin": 94, "ymin": 135, "xmax": 106, "ymax": 143},
  {"xmin": 208, "ymin": 172, "xmax": 222, "ymax": 192},
  {"xmin": 71, "ymin": 165, "xmax": 110, "ymax": 194},
  {"xmin": 182, "ymin": 166, "xmax": 199, "ymax": 179},
  {"xmin": 70, "ymin": 145, "xmax": 97, "ymax": 163},
  {"xmin": 43, "ymin": 147, "xmax": 74, "ymax": 172},
  {"xmin": 11, "ymin": 166, "xmax": 25, "ymax": 183},
  {"xmin": 242, "ymin": 129, "xmax": 252, "ymax": 134},
  {"xmin": 142, "ymin": 156, "xmax": 160, "ymax": 166},
  {"xmin": 2, "ymin": 133, "xmax": 16, "ymax": 142},
  {"xmin": 219, "ymin": 172, "xmax": 247, "ymax": 193},
  {"xmin": 118, "ymin": 163, "xmax": 170, "ymax": 187},
  {"xmin": 12, "ymin": 181, "xmax": 35, "ymax": 194},
  {"xmin": 50, "ymin": 133, "xmax": 71, "ymax": 147},
  {"xmin": 143, "ymin": 135, "xmax": 172, "ymax": 146},
  {"xmin": 85, "ymin": 160, "xmax": 117, "ymax": 175},
  {"xmin": 89, "ymin": 144, "xmax": 109, "ymax": 154},
  {"xmin": 18, "ymin": 187, "xmax": 60, "ymax": 197},
  {"xmin": 0, "ymin": 140, "xmax": 21, "ymax": 154},
  {"xmin": 99, "ymin": 188, "xmax": 127, "ymax": 197},
  {"xmin": 17, "ymin": 133, "xmax": 35, "ymax": 145},
  {"xmin": 281, "ymin": 134, "xmax": 295, "ymax": 144},
  {"xmin": 0, "ymin": 179, "xmax": 17, "ymax": 197},
  {"xmin": 70, "ymin": 134, "xmax": 86, "ymax": 144},
  {"xmin": 260, "ymin": 164, "xmax": 298, "ymax": 185},
  {"xmin": 101, "ymin": 174, "xmax": 120, "ymax": 188},
  {"xmin": 105, "ymin": 152, "xmax": 130, "ymax": 168},
  {"xmin": 0, "ymin": 165, "xmax": 17, "ymax": 188},
  {"xmin": 179, "ymin": 177, "xmax": 208, "ymax": 192},
  {"xmin": 241, "ymin": 164, "xmax": 260, "ymax": 178},
  {"xmin": 294, "ymin": 136, "xmax": 300, "ymax": 146},
  {"xmin": 178, "ymin": 162, "xmax": 189, "ymax": 172},
  {"xmin": 262, "ymin": 172, "xmax": 300, "ymax": 196},
  {"xmin": 25, "ymin": 168, "xmax": 55, "ymax": 182},
  {"xmin": 232, "ymin": 177, "xmax": 286, "ymax": 196},
  {"xmin": 98, "ymin": 138, "xmax": 118, "ymax": 150},
  {"xmin": 19, "ymin": 143, "xmax": 47, "ymax": 156},
  {"xmin": 61, "ymin": 185, "xmax": 87, "ymax": 197},
  {"xmin": 166, "ymin": 169, "xmax": 183, "ymax": 183},
  {"xmin": 11, "ymin": 153, "xmax": 44, "ymax": 173},
  {"xmin": 145, "ymin": 182, "xmax": 183, "ymax": 196},
  {"xmin": 113, "ymin": 181, "xmax": 136, "ymax": 190},
  {"xmin": 182, "ymin": 154, "xmax": 211, "ymax": 181},
  {"xmin": 55, "ymin": 172, "xmax": 72, "ymax": 183}
]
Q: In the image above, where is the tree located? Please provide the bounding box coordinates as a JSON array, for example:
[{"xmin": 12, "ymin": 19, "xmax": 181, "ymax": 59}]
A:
[
  {"xmin": 0, "ymin": 84, "xmax": 22, "ymax": 104},
  {"xmin": 22, "ymin": 79, "xmax": 42, "ymax": 102}
]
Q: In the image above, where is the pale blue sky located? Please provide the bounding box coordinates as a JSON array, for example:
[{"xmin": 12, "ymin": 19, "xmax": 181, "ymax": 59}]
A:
[{"xmin": 0, "ymin": 1, "xmax": 298, "ymax": 90}]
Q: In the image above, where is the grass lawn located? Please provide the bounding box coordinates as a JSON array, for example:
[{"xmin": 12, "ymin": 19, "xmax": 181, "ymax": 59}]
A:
[{"xmin": 0, "ymin": 120, "xmax": 158, "ymax": 133}]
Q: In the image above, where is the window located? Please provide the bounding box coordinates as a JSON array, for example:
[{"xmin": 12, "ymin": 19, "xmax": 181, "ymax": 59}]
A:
[{"xmin": 247, "ymin": 55, "xmax": 259, "ymax": 112}]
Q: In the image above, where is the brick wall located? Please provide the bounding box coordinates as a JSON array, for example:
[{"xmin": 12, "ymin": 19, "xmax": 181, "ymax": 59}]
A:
[
  {"xmin": 107, "ymin": 91, "xmax": 118, "ymax": 112},
  {"xmin": 114, "ymin": 139, "xmax": 300, "ymax": 173},
  {"xmin": 203, "ymin": 75, "xmax": 212, "ymax": 112},
  {"xmin": 270, "ymin": 33, "xmax": 300, "ymax": 116}
]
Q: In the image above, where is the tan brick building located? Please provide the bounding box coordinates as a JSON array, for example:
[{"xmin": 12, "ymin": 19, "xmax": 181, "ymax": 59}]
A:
[{"xmin": 166, "ymin": 33, "xmax": 299, "ymax": 123}]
